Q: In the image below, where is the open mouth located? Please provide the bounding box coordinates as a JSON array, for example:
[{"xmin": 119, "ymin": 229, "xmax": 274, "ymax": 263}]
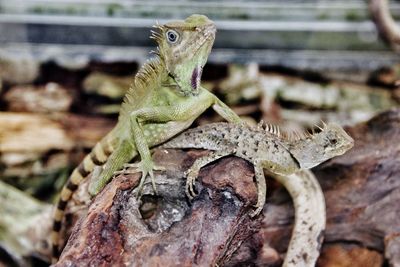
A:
[{"xmin": 191, "ymin": 65, "xmax": 202, "ymax": 90}]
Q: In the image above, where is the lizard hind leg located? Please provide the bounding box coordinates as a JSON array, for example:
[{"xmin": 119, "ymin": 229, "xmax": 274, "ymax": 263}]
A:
[
  {"xmin": 249, "ymin": 161, "xmax": 267, "ymax": 217},
  {"xmin": 184, "ymin": 149, "xmax": 235, "ymax": 199},
  {"xmin": 88, "ymin": 141, "xmax": 135, "ymax": 196}
]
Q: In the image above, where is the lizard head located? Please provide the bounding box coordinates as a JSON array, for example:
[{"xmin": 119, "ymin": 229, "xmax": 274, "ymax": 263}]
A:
[
  {"xmin": 152, "ymin": 14, "xmax": 216, "ymax": 96},
  {"xmin": 287, "ymin": 123, "xmax": 354, "ymax": 169}
]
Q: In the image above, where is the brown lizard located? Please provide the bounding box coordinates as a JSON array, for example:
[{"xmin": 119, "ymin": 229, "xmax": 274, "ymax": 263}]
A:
[{"xmin": 161, "ymin": 121, "xmax": 353, "ymax": 216}]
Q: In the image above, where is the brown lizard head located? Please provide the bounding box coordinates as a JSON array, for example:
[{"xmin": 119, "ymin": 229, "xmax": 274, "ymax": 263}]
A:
[
  {"xmin": 287, "ymin": 123, "xmax": 354, "ymax": 169},
  {"xmin": 151, "ymin": 14, "xmax": 216, "ymax": 96}
]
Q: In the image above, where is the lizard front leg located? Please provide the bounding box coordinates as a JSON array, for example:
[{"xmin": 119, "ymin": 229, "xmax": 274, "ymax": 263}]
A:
[
  {"xmin": 211, "ymin": 94, "xmax": 242, "ymax": 124},
  {"xmin": 129, "ymin": 113, "xmax": 165, "ymax": 194},
  {"xmin": 127, "ymin": 93, "xmax": 241, "ymax": 195},
  {"xmin": 128, "ymin": 105, "xmax": 205, "ymax": 195}
]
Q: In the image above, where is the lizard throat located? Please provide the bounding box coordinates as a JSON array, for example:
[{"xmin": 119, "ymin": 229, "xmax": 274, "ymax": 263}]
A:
[{"xmin": 191, "ymin": 66, "xmax": 202, "ymax": 91}]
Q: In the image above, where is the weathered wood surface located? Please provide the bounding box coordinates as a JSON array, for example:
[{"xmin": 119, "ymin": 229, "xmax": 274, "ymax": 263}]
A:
[
  {"xmin": 55, "ymin": 149, "xmax": 261, "ymax": 266},
  {"xmin": 0, "ymin": 112, "xmax": 115, "ymax": 175},
  {"xmin": 52, "ymin": 109, "xmax": 400, "ymax": 267},
  {"xmin": 3, "ymin": 83, "xmax": 73, "ymax": 113}
]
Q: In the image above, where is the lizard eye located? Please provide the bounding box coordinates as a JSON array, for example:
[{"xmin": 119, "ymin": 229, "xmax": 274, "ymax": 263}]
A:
[
  {"xmin": 166, "ymin": 30, "xmax": 179, "ymax": 43},
  {"xmin": 329, "ymin": 138, "xmax": 338, "ymax": 145}
]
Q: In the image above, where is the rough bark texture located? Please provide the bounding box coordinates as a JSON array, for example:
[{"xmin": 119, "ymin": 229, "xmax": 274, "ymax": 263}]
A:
[
  {"xmin": 55, "ymin": 109, "xmax": 400, "ymax": 267},
  {"xmin": 56, "ymin": 150, "xmax": 262, "ymax": 267}
]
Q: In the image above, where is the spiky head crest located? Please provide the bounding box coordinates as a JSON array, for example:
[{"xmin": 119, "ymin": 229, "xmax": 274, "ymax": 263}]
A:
[
  {"xmin": 287, "ymin": 123, "xmax": 354, "ymax": 169},
  {"xmin": 151, "ymin": 14, "xmax": 216, "ymax": 96}
]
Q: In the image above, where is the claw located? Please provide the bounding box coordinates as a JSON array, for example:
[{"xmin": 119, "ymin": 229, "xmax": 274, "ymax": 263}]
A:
[
  {"xmin": 188, "ymin": 181, "xmax": 196, "ymax": 198},
  {"xmin": 184, "ymin": 169, "xmax": 199, "ymax": 199},
  {"xmin": 185, "ymin": 185, "xmax": 194, "ymax": 200},
  {"xmin": 113, "ymin": 170, "xmax": 123, "ymax": 177},
  {"xmin": 136, "ymin": 171, "xmax": 148, "ymax": 196},
  {"xmin": 190, "ymin": 178, "xmax": 197, "ymax": 197},
  {"xmin": 153, "ymin": 165, "xmax": 166, "ymax": 171},
  {"xmin": 113, "ymin": 163, "xmax": 139, "ymax": 177},
  {"xmin": 249, "ymin": 205, "xmax": 263, "ymax": 217},
  {"xmin": 149, "ymin": 170, "xmax": 158, "ymax": 195},
  {"xmin": 122, "ymin": 160, "xmax": 164, "ymax": 196},
  {"xmin": 123, "ymin": 163, "xmax": 136, "ymax": 169}
]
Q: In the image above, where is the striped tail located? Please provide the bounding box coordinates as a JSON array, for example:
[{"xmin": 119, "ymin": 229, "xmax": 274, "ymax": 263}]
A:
[{"xmin": 51, "ymin": 138, "xmax": 114, "ymax": 264}]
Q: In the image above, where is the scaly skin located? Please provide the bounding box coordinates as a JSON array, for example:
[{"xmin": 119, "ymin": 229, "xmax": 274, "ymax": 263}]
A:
[
  {"xmin": 51, "ymin": 14, "xmax": 242, "ymax": 263},
  {"xmin": 161, "ymin": 122, "xmax": 353, "ymax": 266},
  {"xmin": 162, "ymin": 121, "xmax": 353, "ymax": 215},
  {"xmin": 275, "ymin": 170, "xmax": 326, "ymax": 267}
]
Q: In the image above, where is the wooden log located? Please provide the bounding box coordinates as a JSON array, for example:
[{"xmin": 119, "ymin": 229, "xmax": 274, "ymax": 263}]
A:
[{"xmin": 52, "ymin": 109, "xmax": 400, "ymax": 266}]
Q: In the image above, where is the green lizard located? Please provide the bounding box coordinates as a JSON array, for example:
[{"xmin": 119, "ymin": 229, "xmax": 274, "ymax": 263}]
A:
[
  {"xmin": 161, "ymin": 121, "xmax": 353, "ymax": 216},
  {"xmin": 161, "ymin": 121, "xmax": 353, "ymax": 266},
  {"xmin": 51, "ymin": 14, "xmax": 242, "ymax": 263}
]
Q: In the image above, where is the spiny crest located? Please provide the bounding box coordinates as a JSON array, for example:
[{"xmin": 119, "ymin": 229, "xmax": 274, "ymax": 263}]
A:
[
  {"xmin": 256, "ymin": 120, "xmax": 281, "ymax": 137},
  {"xmin": 119, "ymin": 57, "xmax": 165, "ymax": 119},
  {"xmin": 256, "ymin": 120, "xmax": 328, "ymax": 142},
  {"xmin": 134, "ymin": 56, "xmax": 164, "ymax": 90},
  {"xmin": 150, "ymin": 21, "xmax": 165, "ymax": 46},
  {"xmin": 286, "ymin": 121, "xmax": 328, "ymax": 142}
]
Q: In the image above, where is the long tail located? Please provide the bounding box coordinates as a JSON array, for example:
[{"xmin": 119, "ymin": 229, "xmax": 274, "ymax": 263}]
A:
[
  {"xmin": 51, "ymin": 137, "xmax": 114, "ymax": 264},
  {"xmin": 273, "ymin": 170, "xmax": 326, "ymax": 267}
]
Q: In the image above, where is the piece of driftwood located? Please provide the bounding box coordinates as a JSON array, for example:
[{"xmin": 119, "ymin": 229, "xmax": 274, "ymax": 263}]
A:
[
  {"xmin": 0, "ymin": 112, "xmax": 115, "ymax": 174},
  {"xmin": 52, "ymin": 109, "xmax": 399, "ymax": 266},
  {"xmin": 3, "ymin": 83, "xmax": 73, "ymax": 113}
]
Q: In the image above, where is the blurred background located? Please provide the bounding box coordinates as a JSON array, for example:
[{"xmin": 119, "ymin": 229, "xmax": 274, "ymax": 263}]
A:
[{"xmin": 0, "ymin": 0, "xmax": 399, "ymax": 266}]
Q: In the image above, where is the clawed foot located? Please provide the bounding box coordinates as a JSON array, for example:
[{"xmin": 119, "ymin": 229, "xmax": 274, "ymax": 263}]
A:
[
  {"xmin": 249, "ymin": 190, "xmax": 266, "ymax": 217},
  {"xmin": 249, "ymin": 205, "xmax": 263, "ymax": 217},
  {"xmin": 184, "ymin": 166, "xmax": 265, "ymax": 218},
  {"xmin": 115, "ymin": 161, "xmax": 165, "ymax": 195},
  {"xmin": 184, "ymin": 168, "xmax": 200, "ymax": 200}
]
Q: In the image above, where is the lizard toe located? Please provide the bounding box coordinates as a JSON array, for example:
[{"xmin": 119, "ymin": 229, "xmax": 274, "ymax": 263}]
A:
[{"xmin": 249, "ymin": 206, "xmax": 263, "ymax": 217}]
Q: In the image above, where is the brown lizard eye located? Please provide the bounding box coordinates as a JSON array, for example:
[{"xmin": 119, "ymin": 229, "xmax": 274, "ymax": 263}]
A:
[
  {"xmin": 330, "ymin": 138, "xmax": 338, "ymax": 145},
  {"xmin": 166, "ymin": 30, "xmax": 179, "ymax": 43}
]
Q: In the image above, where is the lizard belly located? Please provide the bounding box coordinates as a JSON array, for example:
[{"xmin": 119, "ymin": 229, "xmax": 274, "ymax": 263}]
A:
[
  {"xmin": 142, "ymin": 89, "xmax": 214, "ymax": 147},
  {"xmin": 236, "ymin": 148, "xmax": 299, "ymax": 176},
  {"xmin": 261, "ymin": 157, "xmax": 299, "ymax": 176},
  {"xmin": 143, "ymin": 120, "xmax": 196, "ymax": 147}
]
